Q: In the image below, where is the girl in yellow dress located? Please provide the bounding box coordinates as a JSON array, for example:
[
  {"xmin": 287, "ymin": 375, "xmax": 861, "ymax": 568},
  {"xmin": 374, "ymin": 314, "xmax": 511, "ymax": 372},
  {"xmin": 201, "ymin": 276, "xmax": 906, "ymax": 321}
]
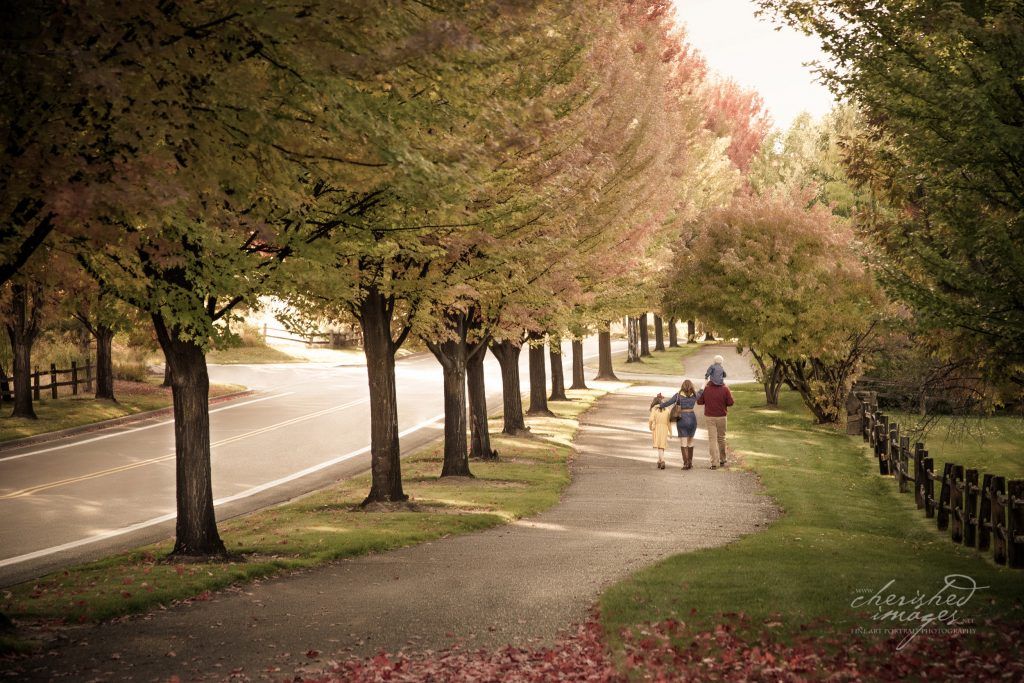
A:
[{"xmin": 648, "ymin": 394, "xmax": 672, "ymax": 469}]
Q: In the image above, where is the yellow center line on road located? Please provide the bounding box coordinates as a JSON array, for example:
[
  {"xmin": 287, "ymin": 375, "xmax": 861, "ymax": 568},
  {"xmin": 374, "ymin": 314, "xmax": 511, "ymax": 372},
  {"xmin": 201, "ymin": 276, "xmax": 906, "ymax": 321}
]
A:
[{"xmin": 0, "ymin": 398, "xmax": 368, "ymax": 500}]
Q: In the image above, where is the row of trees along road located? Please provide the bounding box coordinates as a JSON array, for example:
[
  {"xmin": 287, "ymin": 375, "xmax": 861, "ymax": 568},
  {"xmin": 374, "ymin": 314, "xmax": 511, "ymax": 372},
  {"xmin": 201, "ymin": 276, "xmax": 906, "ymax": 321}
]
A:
[{"xmin": 0, "ymin": 1, "xmax": 767, "ymax": 558}]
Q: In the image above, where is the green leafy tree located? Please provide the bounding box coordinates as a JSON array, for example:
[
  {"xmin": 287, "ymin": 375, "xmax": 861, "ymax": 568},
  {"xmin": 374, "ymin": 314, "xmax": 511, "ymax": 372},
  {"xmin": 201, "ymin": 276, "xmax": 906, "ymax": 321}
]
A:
[
  {"xmin": 52, "ymin": 1, "xmax": 377, "ymax": 555},
  {"xmin": 760, "ymin": 0, "xmax": 1024, "ymax": 384}
]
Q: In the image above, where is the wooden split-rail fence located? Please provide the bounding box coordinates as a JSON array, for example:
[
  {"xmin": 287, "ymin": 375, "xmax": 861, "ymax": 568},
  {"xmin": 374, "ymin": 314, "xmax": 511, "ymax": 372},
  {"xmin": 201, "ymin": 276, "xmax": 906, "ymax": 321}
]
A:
[
  {"xmin": 860, "ymin": 400, "xmax": 1024, "ymax": 569},
  {"xmin": 0, "ymin": 360, "xmax": 94, "ymax": 402},
  {"xmin": 262, "ymin": 324, "xmax": 362, "ymax": 348}
]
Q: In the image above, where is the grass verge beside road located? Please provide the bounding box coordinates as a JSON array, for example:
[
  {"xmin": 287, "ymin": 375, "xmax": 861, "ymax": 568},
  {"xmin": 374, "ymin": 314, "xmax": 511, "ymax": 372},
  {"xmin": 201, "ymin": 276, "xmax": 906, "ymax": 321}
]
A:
[
  {"xmin": 614, "ymin": 343, "xmax": 705, "ymax": 376},
  {"xmin": 2, "ymin": 389, "xmax": 602, "ymax": 638},
  {"xmin": 0, "ymin": 381, "xmax": 245, "ymax": 443},
  {"xmin": 206, "ymin": 345, "xmax": 300, "ymax": 364},
  {"xmin": 600, "ymin": 384, "xmax": 1024, "ymax": 654}
]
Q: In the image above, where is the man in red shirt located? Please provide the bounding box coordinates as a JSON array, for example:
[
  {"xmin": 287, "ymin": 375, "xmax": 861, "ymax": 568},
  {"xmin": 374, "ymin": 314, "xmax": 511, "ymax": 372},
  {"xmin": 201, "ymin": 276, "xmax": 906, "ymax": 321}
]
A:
[{"xmin": 697, "ymin": 381, "xmax": 735, "ymax": 469}]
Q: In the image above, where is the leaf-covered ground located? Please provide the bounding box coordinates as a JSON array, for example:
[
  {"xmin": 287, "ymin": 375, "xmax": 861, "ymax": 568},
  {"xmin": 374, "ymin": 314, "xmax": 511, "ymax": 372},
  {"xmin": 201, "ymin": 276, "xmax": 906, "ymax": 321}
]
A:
[{"xmin": 301, "ymin": 613, "xmax": 1024, "ymax": 682}]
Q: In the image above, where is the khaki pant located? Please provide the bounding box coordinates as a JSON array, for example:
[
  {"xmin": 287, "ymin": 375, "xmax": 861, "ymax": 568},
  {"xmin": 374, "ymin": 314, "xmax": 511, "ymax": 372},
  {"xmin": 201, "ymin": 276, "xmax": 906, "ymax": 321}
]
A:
[{"xmin": 706, "ymin": 415, "xmax": 727, "ymax": 465}]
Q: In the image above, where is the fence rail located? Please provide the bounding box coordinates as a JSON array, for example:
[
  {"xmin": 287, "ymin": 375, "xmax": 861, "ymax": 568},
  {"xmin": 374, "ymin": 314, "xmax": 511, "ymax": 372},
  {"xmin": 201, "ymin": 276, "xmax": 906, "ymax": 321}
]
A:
[
  {"xmin": 860, "ymin": 400, "xmax": 1024, "ymax": 569},
  {"xmin": 262, "ymin": 324, "xmax": 361, "ymax": 348},
  {"xmin": 1, "ymin": 360, "xmax": 94, "ymax": 402}
]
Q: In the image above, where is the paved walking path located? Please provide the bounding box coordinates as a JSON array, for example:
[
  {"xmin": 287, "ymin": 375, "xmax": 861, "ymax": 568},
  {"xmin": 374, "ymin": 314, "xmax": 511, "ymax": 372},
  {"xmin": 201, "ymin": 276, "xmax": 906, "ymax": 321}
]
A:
[{"xmin": 14, "ymin": 349, "xmax": 775, "ymax": 681}]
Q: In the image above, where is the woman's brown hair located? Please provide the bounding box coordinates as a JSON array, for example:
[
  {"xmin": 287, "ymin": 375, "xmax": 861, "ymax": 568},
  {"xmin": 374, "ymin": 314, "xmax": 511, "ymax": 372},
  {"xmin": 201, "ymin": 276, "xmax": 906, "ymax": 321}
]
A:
[{"xmin": 680, "ymin": 379, "xmax": 696, "ymax": 397}]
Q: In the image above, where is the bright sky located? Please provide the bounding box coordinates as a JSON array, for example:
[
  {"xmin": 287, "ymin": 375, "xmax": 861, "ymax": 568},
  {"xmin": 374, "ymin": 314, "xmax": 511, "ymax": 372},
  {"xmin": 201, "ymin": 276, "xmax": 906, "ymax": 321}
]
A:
[{"xmin": 671, "ymin": 0, "xmax": 837, "ymax": 130}]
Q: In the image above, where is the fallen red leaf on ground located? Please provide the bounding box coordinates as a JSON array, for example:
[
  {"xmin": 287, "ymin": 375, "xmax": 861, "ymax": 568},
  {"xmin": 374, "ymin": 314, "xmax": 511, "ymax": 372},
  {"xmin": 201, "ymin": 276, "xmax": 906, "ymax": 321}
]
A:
[{"xmin": 298, "ymin": 613, "xmax": 1024, "ymax": 682}]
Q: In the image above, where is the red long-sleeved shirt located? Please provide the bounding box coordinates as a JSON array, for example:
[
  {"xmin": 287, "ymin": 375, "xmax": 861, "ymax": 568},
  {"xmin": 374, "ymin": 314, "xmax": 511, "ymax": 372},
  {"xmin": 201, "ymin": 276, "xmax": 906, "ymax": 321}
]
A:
[{"xmin": 697, "ymin": 383, "xmax": 734, "ymax": 417}]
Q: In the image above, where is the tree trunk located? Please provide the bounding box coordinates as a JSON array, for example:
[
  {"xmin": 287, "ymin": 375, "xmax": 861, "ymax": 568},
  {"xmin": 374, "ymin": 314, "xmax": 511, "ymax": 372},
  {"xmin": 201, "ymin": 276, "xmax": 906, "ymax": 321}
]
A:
[
  {"xmin": 153, "ymin": 314, "xmax": 226, "ymax": 557},
  {"xmin": 749, "ymin": 348, "xmax": 782, "ymax": 407},
  {"xmin": 467, "ymin": 341, "xmax": 497, "ymax": 460},
  {"xmin": 548, "ymin": 336, "xmax": 568, "ymax": 401},
  {"xmin": 77, "ymin": 324, "xmax": 91, "ymax": 356},
  {"xmin": 527, "ymin": 331, "xmax": 553, "ymax": 416},
  {"xmin": 0, "ymin": 366, "xmax": 10, "ymax": 402},
  {"xmin": 687, "ymin": 319, "xmax": 696, "ymax": 344},
  {"xmin": 767, "ymin": 363, "xmax": 783, "ymax": 406},
  {"xmin": 427, "ymin": 336, "xmax": 472, "ymax": 478},
  {"xmin": 626, "ymin": 316, "xmax": 641, "ymax": 363},
  {"xmin": 668, "ymin": 317, "xmax": 679, "ymax": 348},
  {"xmin": 489, "ymin": 339, "xmax": 528, "ymax": 435},
  {"xmin": 95, "ymin": 324, "xmax": 115, "ymax": 400},
  {"xmin": 703, "ymin": 327, "xmax": 716, "ymax": 342},
  {"xmin": 639, "ymin": 313, "xmax": 651, "ymax": 357},
  {"xmin": 569, "ymin": 338, "xmax": 587, "ymax": 390},
  {"xmin": 780, "ymin": 358, "xmax": 837, "ymax": 424},
  {"xmin": 595, "ymin": 324, "xmax": 618, "ymax": 380},
  {"xmin": 654, "ymin": 315, "xmax": 665, "ymax": 352},
  {"xmin": 357, "ymin": 287, "xmax": 407, "ymax": 503},
  {"xmin": 6, "ymin": 283, "xmax": 38, "ymax": 420},
  {"xmin": 162, "ymin": 363, "xmax": 173, "ymax": 387}
]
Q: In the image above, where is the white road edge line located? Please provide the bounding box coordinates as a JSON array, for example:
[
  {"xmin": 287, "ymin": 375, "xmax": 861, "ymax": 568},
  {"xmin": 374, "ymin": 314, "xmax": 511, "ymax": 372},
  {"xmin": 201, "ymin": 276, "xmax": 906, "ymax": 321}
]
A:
[
  {"xmin": 0, "ymin": 392, "xmax": 296, "ymax": 463},
  {"xmin": 0, "ymin": 412, "xmax": 446, "ymax": 569}
]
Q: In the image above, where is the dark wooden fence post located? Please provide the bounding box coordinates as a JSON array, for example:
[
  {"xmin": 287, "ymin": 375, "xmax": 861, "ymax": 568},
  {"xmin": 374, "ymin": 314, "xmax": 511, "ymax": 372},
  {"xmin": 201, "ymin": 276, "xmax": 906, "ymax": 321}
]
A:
[
  {"xmin": 914, "ymin": 443, "xmax": 926, "ymax": 509},
  {"xmin": 85, "ymin": 359, "xmax": 94, "ymax": 393},
  {"xmin": 889, "ymin": 423, "xmax": 899, "ymax": 480},
  {"xmin": 979, "ymin": 473, "xmax": 993, "ymax": 552},
  {"xmin": 875, "ymin": 414, "xmax": 890, "ymax": 475},
  {"xmin": 992, "ymin": 476, "xmax": 1007, "ymax": 565},
  {"xmin": 49, "ymin": 363, "xmax": 58, "ymax": 399},
  {"xmin": 964, "ymin": 469, "xmax": 980, "ymax": 548},
  {"xmin": 949, "ymin": 464, "xmax": 964, "ymax": 543},
  {"xmin": 861, "ymin": 401, "xmax": 870, "ymax": 442},
  {"xmin": 71, "ymin": 361, "xmax": 79, "ymax": 396},
  {"xmin": 897, "ymin": 436, "xmax": 910, "ymax": 493},
  {"xmin": 923, "ymin": 456, "xmax": 935, "ymax": 518},
  {"xmin": 1007, "ymin": 480, "xmax": 1024, "ymax": 569},
  {"xmin": 937, "ymin": 462, "xmax": 953, "ymax": 531},
  {"xmin": 32, "ymin": 367, "xmax": 40, "ymax": 401}
]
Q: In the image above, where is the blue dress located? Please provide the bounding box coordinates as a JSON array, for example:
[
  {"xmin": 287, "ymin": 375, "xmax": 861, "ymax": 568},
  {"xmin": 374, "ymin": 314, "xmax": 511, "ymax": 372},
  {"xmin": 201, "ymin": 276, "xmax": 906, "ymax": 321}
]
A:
[{"xmin": 660, "ymin": 392, "xmax": 702, "ymax": 438}]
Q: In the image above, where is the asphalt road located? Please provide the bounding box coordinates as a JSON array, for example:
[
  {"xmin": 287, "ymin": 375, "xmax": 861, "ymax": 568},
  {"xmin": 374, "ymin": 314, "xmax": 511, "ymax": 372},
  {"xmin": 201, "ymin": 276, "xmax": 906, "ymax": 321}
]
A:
[{"xmin": 0, "ymin": 337, "xmax": 623, "ymax": 587}]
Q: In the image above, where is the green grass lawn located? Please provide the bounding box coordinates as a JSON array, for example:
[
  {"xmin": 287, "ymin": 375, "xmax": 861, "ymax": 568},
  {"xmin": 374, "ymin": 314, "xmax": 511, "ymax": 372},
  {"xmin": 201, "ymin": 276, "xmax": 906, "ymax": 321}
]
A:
[
  {"xmin": 613, "ymin": 343, "xmax": 706, "ymax": 376},
  {"xmin": 0, "ymin": 382, "xmax": 246, "ymax": 443},
  {"xmin": 206, "ymin": 345, "xmax": 300, "ymax": 364},
  {"xmin": 600, "ymin": 384, "xmax": 1024, "ymax": 651},
  {"xmin": 2, "ymin": 389, "xmax": 602, "ymax": 630},
  {"xmin": 879, "ymin": 410, "xmax": 1024, "ymax": 480}
]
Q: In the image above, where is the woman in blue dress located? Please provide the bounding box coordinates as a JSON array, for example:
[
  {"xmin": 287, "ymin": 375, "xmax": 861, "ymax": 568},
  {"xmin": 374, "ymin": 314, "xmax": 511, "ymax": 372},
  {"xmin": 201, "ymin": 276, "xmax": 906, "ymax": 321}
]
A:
[{"xmin": 660, "ymin": 379, "xmax": 702, "ymax": 469}]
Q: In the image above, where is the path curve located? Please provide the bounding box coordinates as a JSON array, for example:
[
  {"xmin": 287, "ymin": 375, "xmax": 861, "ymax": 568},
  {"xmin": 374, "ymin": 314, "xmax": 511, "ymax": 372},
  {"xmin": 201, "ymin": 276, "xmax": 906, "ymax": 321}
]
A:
[{"xmin": 15, "ymin": 372, "xmax": 776, "ymax": 681}]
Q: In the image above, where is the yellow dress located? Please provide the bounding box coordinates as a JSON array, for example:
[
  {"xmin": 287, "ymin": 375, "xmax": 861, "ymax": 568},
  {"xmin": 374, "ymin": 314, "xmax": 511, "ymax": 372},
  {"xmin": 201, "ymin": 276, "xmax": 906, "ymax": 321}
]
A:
[{"xmin": 648, "ymin": 406, "xmax": 672, "ymax": 450}]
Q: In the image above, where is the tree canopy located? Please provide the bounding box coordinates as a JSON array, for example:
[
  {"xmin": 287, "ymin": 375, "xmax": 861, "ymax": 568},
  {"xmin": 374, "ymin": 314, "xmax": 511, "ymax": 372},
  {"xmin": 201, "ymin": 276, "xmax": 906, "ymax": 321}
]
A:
[{"xmin": 759, "ymin": 0, "xmax": 1024, "ymax": 383}]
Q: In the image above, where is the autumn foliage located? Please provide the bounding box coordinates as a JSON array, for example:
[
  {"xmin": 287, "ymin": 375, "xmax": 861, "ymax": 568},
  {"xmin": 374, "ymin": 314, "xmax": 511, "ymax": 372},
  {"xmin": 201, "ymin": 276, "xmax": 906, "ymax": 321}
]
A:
[
  {"xmin": 703, "ymin": 80, "xmax": 773, "ymax": 173},
  {"xmin": 300, "ymin": 613, "xmax": 1024, "ymax": 682}
]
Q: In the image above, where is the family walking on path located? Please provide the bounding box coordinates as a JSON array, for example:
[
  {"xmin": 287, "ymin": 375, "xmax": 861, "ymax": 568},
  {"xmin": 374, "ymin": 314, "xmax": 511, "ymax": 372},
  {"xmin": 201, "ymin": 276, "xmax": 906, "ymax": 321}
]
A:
[{"xmin": 649, "ymin": 354, "xmax": 735, "ymax": 470}]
